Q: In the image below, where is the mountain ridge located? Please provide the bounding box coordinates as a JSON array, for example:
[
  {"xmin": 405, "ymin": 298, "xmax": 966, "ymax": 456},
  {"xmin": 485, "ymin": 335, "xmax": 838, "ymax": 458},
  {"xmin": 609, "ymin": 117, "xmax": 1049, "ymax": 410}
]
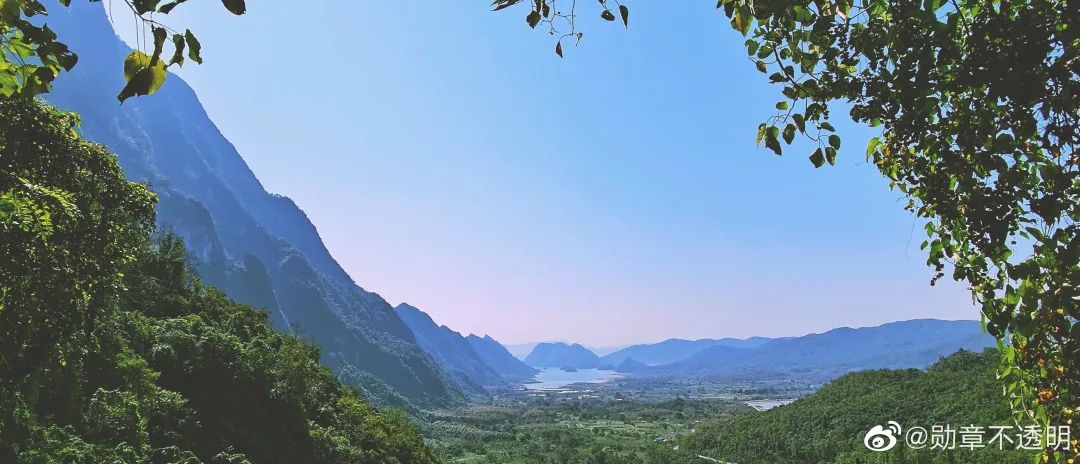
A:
[
  {"xmin": 466, "ymin": 334, "xmax": 538, "ymax": 379},
  {"xmin": 395, "ymin": 303, "xmax": 507, "ymax": 399},
  {"xmin": 656, "ymin": 319, "xmax": 995, "ymax": 379},
  {"xmin": 43, "ymin": 0, "xmax": 461, "ymax": 409},
  {"xmin": 524, "ymin": 342, "xmax": 602, "ymax": 369}
]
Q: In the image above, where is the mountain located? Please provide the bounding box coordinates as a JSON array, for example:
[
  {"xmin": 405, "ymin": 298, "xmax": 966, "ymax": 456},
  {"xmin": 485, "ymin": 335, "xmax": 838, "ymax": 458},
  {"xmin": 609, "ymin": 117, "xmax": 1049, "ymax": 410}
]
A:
[
  {"xmin": 524, "ymin": 343, "xmax": 601, "ymax": 369},
  {"xmin": 600, "ymin": 337, "xmax": 772, "ymax": 366},
  {"xmin": 662, "ymin": 319, "xmax": 995, "ymax": 379},
  {"xmin": 683, "ymin": 349, "xmax": 1026, "ymax": 463},
  {"xmin": 395, "ymin": 304, "xmax": 507, "ymax": 399},
  {"xmin": 42, "ymin": 1, "xmax": 459, "ymax": 409},
  {"xmin": 506, "ymin": 342, "xmax": 541, "ymax": 360},
  {"xmin": 587, "ymin": 344, "xmax": 632, "ymax": 357},
  {"xmin": 466, "ymin": 335, "xmax": 538, "ymax": 379},
  {"xmin": 614, "ymin": 357, "xmax": 650, "ymax": 373}
]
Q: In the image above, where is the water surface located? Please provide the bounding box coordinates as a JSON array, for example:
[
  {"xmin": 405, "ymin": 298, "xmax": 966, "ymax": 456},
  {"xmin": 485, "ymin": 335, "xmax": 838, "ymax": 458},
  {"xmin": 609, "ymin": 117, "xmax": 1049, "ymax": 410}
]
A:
[{"xmin": 524, "ymin": 368, "xmax": 621, "ymax": 391}]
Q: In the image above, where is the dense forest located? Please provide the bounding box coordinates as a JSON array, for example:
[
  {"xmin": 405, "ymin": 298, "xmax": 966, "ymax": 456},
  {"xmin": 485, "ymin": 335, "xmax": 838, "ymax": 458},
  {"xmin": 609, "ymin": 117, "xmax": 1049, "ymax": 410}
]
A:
[
  {"xmin": 683, "ymin": 349, "xmax": 1030, "ymax": 463},
  {"xmin": 0, "ymin": 98, "xmax": 435, "ymax": 463}
]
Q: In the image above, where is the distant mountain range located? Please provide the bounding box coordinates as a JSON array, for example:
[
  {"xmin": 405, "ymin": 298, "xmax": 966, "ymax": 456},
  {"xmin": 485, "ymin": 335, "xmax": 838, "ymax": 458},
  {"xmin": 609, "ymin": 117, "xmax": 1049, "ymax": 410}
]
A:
[
  {"xmin": 44, "ymin": 1, "xmax": 459, "ymax": 409},
  {"xmin": 483, "ymin": 319, "xmax": 994, "ymax": 382},
  {"xmin": 524, "ymin": 343, "xmax": 603, "ymax": 369},
  {"xmin": 600, "ymin": 337, "xmax": 773, "ymax": 366},
  {"xmin": 654, "ymin": 319, "xmax": 995, "ymax": 379}
]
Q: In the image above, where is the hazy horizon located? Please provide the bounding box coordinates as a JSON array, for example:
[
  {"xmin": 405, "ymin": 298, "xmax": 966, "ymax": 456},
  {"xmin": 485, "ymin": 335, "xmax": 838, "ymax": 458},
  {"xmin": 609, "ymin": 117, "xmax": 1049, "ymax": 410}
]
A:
[
  {"xmin": 482, "ymin": 316, "xmax": 982, "ymax": 348},
  {"xmin": 108, "ymin": 1, "xmax": 978, "ymax": 346}
]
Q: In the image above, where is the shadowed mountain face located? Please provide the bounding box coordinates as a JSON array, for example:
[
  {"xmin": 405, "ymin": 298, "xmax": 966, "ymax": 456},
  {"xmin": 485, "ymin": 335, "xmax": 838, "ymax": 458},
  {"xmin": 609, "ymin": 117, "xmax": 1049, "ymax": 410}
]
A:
[
  {"xmin": 466, "ymin": 334, "xmax": 538, "ymax": 379},
  {"xmin": 395, "ymin": 304, "xmax": 507, "ymax": 399},
  {"xmin": 599, "ymin": 337, "xmax": 773, "ymax": 367},
  {"xmin": 42, "ymin": 1, "xmax": 460, "ymax": 409},
  {"xmin": 657, "ymin": 319, "xmax": 996, "ymax": 380},
  {"xmin": 524, "ymin": 342, "xmax": 601, "ymax": 369}
]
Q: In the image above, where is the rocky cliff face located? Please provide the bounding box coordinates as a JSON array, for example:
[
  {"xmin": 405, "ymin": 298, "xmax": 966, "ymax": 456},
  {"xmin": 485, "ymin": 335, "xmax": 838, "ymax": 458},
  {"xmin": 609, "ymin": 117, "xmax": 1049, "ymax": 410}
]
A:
[{"xmin": 43, "ymin": 1, "xmax": 461, "ymax": 409}]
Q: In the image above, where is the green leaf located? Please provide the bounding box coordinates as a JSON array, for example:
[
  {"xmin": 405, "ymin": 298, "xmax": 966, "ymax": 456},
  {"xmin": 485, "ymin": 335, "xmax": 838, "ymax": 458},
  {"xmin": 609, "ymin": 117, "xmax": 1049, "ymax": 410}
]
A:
[
  {"xmin": 170, "ymin": 33, "xmax": 186, "ymax": 66},
  {"xmin": 133, "ymin": 0, "xmax": 161, "ymax": 15},
  {"xmin": 746, "ymin": 40, "xmax": 759, "ymax": 56},
  {"xmin": 119, "ymin": 51, "xmax": 167, "ymax": 102},
  {"xmin": 809, "ymin": 148, "xmax": 825, "ymax": 167},
  {"xmin": 221, "ymin": 0, "xmax": 246, "ymax": 15},
  {"xmin": 158, "ymin": 0, "xmax": 189, "ymax": 14},
  {"xmin": 765, "ymin": 127, "xmax": 782, "ymax": 155},
  {"xmin": 0, "ymin": 0, "xmax": 20, "ymax": 21},
  {"xmin": 793, "ymin": 114, "xmax": 805, "ymax": 133},
  {"xmin": 776, "ymin": 101, "xmax": 789, "ymax": 110},
  {"xmin": 865, "ymin": 137, "xmax": 881, "ymax": 159},
  {"xmin": 783, "ymin": 124, "xmax": 796, "ymax": 144},
  {"xmin": 600, "ymin": 9, "xmax": 615, "ymax": 21},
  {"xmin": 150, "ymin": 26, "xmax": 167, "ymax": 66},
  {"xmin": 527, "ymin": 10, "xmax": 541, "ymax": 28},
  {"xmin": 184, "ymin": 30, "xmax": 202, "ymax": 64},
  {"xmin": 124, "ymin": 51, "xmax": 151, "ymax": 82},
  {"xmin": 825, "ymin": 146, "xmax": 837, "ymax": 165},
  {"xmin": 828, "ymin": 134, "xmax": 841, "ymax": 149},
  {"xmin": 619, "ymin": 5, "xmax": 629, "ymax": 27},
  {"xmin": 555, "ymin": 41, "xmax": 563, "ymax": 58}
]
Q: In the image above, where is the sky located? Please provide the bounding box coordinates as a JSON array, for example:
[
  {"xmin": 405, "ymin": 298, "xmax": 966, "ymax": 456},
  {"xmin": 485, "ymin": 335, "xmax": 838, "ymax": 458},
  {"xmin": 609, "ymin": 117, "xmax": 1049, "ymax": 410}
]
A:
[{"xmin": 111, "ymin": 1, "xmax": 977, "ymax": 346}]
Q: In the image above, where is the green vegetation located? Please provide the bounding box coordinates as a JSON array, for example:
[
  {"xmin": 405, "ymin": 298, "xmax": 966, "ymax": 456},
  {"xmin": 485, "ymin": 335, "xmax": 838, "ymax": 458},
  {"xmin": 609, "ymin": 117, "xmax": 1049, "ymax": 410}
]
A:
[
  {"xmin": 683, "ymin": 349, "xmax": 1031, "ymax": 463},
  {"xmin": 424, "ymin": 351, "xmax": 1028, "ymax": 464},
  {"xmin": 0, "ymin": 98, "xmax": 436, "ymax": 463},
  {"xmin": 427, "ymin": 396, "xmax": 751, "ymax": 464},
  {"xmin": 0, "ymin": 0, "xmax": 241, "ymax": 100},
  {"xmin": 495, "ymin": 2, "xmax": 1079, "ymax": 459}
]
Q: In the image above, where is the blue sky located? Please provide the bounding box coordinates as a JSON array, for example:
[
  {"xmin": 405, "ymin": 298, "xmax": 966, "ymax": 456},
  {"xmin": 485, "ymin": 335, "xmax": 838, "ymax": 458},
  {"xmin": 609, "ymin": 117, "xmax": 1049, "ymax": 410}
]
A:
[{"xmin": 112, "ymin": 1, "xmax": 976, "ymax": 346}]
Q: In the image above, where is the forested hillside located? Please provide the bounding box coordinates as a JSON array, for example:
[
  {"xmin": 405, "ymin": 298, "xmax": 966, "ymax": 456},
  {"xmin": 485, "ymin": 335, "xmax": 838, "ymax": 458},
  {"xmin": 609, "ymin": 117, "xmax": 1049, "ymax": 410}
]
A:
[
  {"xmin": 683, "ymin": 349, "xmax": 1028, "ymax": 463},
  {"xmin": 0, "ymin": 98, "xmax": 436, "ymax": 463}
]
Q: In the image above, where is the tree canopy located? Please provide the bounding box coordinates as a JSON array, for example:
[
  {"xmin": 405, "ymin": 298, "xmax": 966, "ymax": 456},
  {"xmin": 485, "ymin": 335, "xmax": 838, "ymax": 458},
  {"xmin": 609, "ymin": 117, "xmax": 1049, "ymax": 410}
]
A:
[
  {"xmin": 493, "ymin": 0, "xmax": 1078, "ymax": 461},
  {"xmin": 0, "ymin": 0, "xmax": 243, "ymax": 101},
  {"xmin": 0, "ymin": 97, "xmax": 438, "ymax": 464}
]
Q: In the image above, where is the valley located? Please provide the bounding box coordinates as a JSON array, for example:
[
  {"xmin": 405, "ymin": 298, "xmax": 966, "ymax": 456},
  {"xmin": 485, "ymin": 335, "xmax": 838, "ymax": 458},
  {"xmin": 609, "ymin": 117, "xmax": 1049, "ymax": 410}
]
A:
[{"xmin": 4, "ymin": 2, "xmax": 1068, "ymax": 463}]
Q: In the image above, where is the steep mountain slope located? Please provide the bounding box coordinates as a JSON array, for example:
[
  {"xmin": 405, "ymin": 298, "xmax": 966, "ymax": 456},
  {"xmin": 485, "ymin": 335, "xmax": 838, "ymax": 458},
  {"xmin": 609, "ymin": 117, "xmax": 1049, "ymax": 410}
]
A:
[
  {"xmin": 683, "ymin": 350, "xmax": 1026, "ymax": 463},
  {"xmin": 662, "ymin": 319, "xmax": 995, "ymax": 379},
  {"xmin": 466, "ymin": 334, "xmax": 538, "ymax": 378},
  {"xmin": 524, "ymin": 342, "xmax": 601, "ymax": 369},
  {"xmin": 42, "ymin": 0, "xmax": 459, "ymax": 409},
  {"xmin": 0, "ymin": 98, "xmax": 436, "ymax": 464},
  {"xmin": 599, "ymin": 337, "xmax": 772, "ymax": 366},
  {"xmin": 396, "ymin": 304, "xmax": 506, "ymax": 398}
]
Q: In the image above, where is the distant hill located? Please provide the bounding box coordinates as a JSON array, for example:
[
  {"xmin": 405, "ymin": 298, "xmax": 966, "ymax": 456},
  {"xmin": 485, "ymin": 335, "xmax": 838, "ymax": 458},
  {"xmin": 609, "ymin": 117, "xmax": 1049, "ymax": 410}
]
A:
[
  {"xmin": 524, "ymin": 343, "xmax": 601, "ymax": 369},
  {"xmin": 660, "ymin": 319, "xmax": 995, "ymax": 379},
  {"xmin": 683, "ymin": 349, "xmax": 1027, "ymax": 463},
  {"xmin": 600, "ymin": 337, "xmax": 772, "ymax": 366},
  {"xmin": 396, "ymin": 304, "xmax": 506, "ymax": 399},
  {"xmin": 614, "ymin": 357, "xmax": 650, "ymax": 373},
  {"xmin": 466, "ymin": 335, "xmax": 538, "ymax": 379}
]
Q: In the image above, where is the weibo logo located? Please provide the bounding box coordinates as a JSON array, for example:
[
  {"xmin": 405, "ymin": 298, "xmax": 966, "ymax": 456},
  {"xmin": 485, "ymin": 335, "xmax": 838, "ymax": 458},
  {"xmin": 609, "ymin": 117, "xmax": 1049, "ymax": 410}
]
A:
[{"xmin": 864, "ymin": 421, "xmax": 902, "ymax": 452}]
